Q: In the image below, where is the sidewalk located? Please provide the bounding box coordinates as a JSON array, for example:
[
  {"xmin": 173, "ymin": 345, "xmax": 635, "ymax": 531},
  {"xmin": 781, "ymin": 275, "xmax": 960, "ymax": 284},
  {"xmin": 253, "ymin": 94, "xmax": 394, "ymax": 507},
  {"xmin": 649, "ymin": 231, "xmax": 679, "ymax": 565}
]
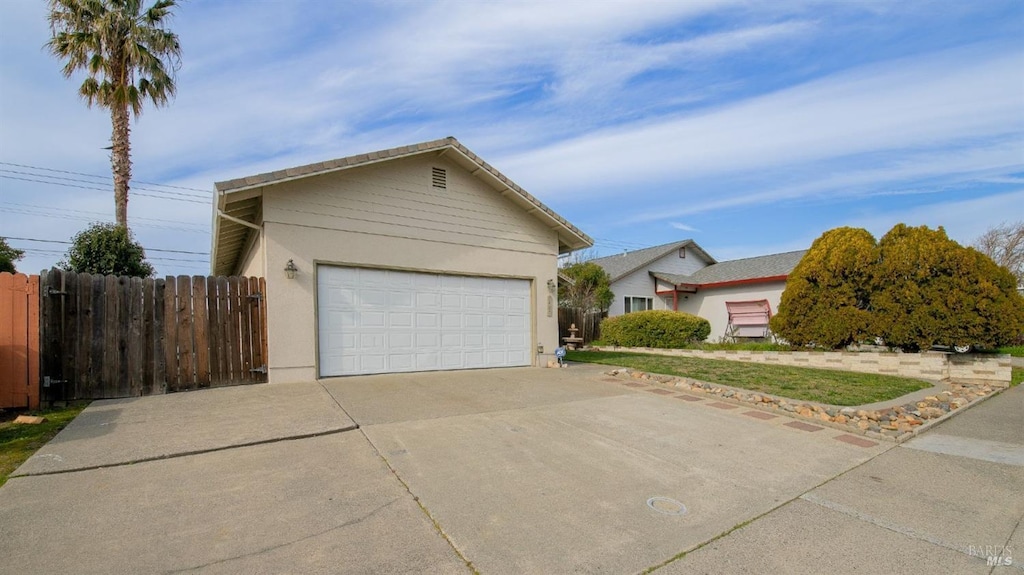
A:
[{"xmin": 657, "ymin": 384, "xmax": 1024, "ymax": 573}]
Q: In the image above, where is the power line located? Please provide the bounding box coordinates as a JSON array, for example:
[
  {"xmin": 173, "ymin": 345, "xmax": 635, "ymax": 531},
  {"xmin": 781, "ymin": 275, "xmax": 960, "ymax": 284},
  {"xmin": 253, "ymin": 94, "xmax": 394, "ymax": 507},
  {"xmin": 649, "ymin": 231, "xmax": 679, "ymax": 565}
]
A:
[
  {"xmin": 0, "ymin": 206, "xmax": 210, "ymax": 234},
  {"xmin": 0, "ymin": 168, "xmax": 210, "ymax": 200},
  {"xmin": 0, "ymin": 161, "xmax": 211, "ymax": 194},
  {"xmin": 17, "ymin": 249, "xmax": 208, "ymax": 265},
  {"xmin": 0, "ymin": 174, "xmax": 209, "ymax": 204},
  {"xmin": 0, "ymin": 202, "xmax": 206, "ymax": 228},
  {"xmin": 4, "ymin": 236, "xmax": 209, "ymax": 255}
]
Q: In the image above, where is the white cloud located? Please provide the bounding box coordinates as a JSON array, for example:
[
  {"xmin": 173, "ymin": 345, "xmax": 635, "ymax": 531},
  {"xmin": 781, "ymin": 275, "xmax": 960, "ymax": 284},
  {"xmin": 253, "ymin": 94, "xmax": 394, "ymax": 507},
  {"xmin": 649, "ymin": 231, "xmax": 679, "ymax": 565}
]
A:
[
  {"xmin": 669, "ymin": 222, "xmax": 700, "ymax": 232},
  {"xmin": 499, "ymin": 44, "xmax": 1024, "ymax": 196},
  {"xmin": 844, "ymin": 189, "xmax": 1024, "ymax": 246},
  {"xmin": 623, "ymin": 137, "xmax": 1024, "ymax": 223}
]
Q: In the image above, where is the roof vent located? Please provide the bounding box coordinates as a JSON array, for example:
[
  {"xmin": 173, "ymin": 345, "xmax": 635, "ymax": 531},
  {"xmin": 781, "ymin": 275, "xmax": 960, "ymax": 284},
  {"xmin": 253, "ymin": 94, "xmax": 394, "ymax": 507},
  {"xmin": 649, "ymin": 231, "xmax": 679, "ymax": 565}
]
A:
[{"xmin": 432, "ymin": 167, "xmax": 447, "ymax": 189}]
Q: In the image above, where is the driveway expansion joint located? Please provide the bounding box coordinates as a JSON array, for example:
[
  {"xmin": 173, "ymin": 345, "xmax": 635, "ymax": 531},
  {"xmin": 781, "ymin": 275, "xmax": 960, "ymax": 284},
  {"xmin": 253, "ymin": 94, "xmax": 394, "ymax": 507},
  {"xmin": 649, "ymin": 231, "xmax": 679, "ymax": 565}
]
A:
[
  {"xmin": 10, "ymin": 424, "xmax": 360, "ymax": 478},
  {"xmin": 799, "ymin": 492, "xmax": 1011, "ymax": 569}
]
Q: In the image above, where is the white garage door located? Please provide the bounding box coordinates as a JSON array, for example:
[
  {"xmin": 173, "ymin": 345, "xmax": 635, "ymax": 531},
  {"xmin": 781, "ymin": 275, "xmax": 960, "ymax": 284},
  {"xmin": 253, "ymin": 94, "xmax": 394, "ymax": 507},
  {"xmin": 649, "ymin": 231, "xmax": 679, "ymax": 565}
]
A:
[{"xmin": 317, "ymin": 266, "xmax": 532, "ymax": 377}]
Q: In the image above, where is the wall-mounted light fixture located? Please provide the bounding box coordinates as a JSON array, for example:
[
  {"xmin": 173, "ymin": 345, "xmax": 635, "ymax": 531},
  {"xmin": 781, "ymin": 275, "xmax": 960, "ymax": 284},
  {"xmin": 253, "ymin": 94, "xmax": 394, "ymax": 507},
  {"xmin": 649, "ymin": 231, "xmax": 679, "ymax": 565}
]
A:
[
  {"xmin": 537, "ymin": 344, "xmax": 544, "ymax": 354},
  {"xmin": 284, "ymin": 259, "xmax": 298, "ymax": 279},
  {"xmin": 547, "ymin": 279, "xmax": 556, "ymax": 292}
]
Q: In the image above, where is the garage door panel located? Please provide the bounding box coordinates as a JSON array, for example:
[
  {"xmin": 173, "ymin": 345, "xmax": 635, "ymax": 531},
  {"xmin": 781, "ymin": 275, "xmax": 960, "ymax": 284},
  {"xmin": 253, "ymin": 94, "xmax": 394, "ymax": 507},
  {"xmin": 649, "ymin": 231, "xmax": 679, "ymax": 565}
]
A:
[
  {"xmin": 390, "ymin": 312, "xmax": 413, "ymax": 327},
  {"xmin": 416, "ymin": 313, "xmax": 439, "ymax": 327},
  {"xmin": 465, "ymin": 351, "xmax": 484, "ymax": 367},
  {"xmin": 389, "ymin": 354, "xmax": 414, "ymax": 370},
  {"xmin": 389, "ymin": 291, "xmax": 414, "ymax": 307},
  {"xmin": 389, "ymin": 333, "xmax": 413, "ymax": 348},
  {"xmin": 318, "ymin": 266, "xmax": 531, "ymax": 377},
  {"xmin": 418, "ymin": 292, "xmax": 442, "ymax": 307},
  {"xmin": 360, "ymin": 354, "xmax": 386, "ymax": 371},
  {"xmin": 415, "ymin": 332, "xmax": 439, "ymax": 347},
  {"xmin": 415, "ymin": 353, "xmax": 439, "ymax": 370},
  {"xmin": 360, "ymin": 289, "xmax": 387, "ymax": 306}
]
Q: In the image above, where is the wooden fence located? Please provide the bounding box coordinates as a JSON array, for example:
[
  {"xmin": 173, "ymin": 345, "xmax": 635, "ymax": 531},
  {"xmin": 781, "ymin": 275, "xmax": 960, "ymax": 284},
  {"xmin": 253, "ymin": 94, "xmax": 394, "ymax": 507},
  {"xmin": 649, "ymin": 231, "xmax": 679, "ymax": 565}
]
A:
[
  {"xmin": 0, "ymin": 273, "xmax": 41, "ymax": 409},
  {"xmin": 39, "ymin": 269, "xmax": 268, "ymax": 401},
  {"xmin": 557, "ymin": 308, "xmax": 602, "ymax": 345}
]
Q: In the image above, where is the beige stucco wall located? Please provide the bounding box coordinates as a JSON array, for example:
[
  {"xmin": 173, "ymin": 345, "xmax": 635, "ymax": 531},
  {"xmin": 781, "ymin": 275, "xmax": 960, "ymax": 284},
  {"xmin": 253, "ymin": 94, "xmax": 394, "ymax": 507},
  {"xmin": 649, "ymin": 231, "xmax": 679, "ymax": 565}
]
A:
[
  {"xmin": 257, "ymin": 154, "xmax": 561, "ymax": 383},
  {"xmin": 237, "ymin": 231, "xmax": 265, "ymax": 277},
  {"xmin": 676, "ymin": 281, "xmax": 787, "ymax": 342}
]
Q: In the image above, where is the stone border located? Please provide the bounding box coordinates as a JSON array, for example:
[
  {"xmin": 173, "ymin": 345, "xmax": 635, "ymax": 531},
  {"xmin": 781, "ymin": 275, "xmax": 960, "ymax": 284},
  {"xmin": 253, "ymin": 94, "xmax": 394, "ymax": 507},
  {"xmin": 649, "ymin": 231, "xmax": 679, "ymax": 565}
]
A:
[
  {"xmin": 592, "ymin": 347, "xmax": 1012, "ymax": 386},
  {"xmin": 604, "ymin": 368, "xmax": 1005, "ymax": 443}
]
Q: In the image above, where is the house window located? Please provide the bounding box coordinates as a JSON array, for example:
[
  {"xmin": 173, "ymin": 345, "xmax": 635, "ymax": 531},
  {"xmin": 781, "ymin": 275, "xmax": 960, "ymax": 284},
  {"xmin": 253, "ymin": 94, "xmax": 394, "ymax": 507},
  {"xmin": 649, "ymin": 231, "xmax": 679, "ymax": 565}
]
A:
[{"xmin": 624, "ymin": 296, "xmax": 653, "ymax": 313}]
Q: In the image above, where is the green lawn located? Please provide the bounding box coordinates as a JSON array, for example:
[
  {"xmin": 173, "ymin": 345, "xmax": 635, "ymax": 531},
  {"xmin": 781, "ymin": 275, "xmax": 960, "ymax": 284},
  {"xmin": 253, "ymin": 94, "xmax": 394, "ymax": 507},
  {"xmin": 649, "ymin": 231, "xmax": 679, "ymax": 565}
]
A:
[
  {"xmin": 1012, "ymin": 367, "xmax": 1023, "ymax": 387},
  {"xmin": 997, "ymin": 346, "xmax": 1024, "ymax": 357},
  {"xmin": 568, "ymin": 350, "xmax": 931, "ymax": 406},
  {"xmin": 0, "ymin": 402, "xmax": 89, "ymax": 487}
]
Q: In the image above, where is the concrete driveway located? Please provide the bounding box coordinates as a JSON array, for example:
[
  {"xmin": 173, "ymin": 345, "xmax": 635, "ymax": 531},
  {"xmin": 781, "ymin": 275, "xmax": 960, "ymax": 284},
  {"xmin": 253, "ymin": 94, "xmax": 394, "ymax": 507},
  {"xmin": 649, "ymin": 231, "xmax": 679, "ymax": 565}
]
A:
[{"xmin": 1, "ymin": 365, "xmax": 1020, "ymax": 574}]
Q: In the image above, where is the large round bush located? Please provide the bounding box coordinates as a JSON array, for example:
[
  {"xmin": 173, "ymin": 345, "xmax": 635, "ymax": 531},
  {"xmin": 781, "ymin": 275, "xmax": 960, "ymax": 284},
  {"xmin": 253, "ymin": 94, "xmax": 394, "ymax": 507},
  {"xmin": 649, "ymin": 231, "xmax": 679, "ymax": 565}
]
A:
[
  {"xmin": 601, "ymin": 310, "xmax": 710, "ymax": 348},
  {"xmin": 770, "ymin": 227, "xmax": 877, "ymax": 349}
]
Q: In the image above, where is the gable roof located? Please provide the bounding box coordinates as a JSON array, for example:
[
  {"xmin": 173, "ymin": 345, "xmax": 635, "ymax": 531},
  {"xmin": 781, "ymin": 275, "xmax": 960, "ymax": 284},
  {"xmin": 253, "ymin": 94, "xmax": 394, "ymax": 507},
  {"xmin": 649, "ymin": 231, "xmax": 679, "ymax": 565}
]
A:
[
  {"xmin": 211, "ymin": 137, "xmax": 593, "ymax": 275},
  {"xmin": 589, "ymin": 239, "xmax": 716, "ymax": 282},
  {"xmin": 650, "ymin": 249, "xmax": 806, "ymax": 287}
]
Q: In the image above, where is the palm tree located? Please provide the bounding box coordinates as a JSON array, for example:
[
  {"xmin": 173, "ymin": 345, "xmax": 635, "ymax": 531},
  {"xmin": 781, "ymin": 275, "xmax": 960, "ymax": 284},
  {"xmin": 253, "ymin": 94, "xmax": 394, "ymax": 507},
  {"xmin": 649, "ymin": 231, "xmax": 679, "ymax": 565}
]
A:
[{"xmin": 47, "ymin": 0, "xmax": 181, "ymax": 229}]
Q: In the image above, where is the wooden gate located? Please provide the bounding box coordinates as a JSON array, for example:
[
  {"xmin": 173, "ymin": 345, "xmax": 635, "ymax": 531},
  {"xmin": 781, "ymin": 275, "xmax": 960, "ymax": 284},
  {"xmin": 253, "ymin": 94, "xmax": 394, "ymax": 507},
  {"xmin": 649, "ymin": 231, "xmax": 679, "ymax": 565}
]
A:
[
  {"xmin": 39, "ymin": 269, "xmax": 268, "ymax": 400},
  {"xmin": 557, "ymin": 308, "xmax": 602, "ymax": 345},
  {"xmin": 0, "ymin": 273, "xmax": 40, "ymax": 409}
]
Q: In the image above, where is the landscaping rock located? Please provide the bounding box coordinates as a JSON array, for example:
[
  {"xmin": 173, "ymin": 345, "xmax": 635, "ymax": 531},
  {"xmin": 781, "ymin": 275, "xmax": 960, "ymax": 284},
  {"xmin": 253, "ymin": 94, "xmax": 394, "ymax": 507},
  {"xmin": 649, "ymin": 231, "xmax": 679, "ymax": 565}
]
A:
[{"xmin": 605, "ymin": 366, "xmax": 997, "ymax": 442}]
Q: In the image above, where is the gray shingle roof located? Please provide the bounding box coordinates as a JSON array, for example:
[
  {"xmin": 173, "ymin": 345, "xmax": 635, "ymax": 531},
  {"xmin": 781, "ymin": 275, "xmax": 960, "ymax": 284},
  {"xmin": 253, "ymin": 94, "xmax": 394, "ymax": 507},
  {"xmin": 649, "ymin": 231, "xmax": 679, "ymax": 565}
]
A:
[
  {"xmin": 590, "ymin": 239, "xmax": 716, "ymax": 281},
  {"xmin": 650, "ymin": 250, "xmax": 806, "ymax": 286}
]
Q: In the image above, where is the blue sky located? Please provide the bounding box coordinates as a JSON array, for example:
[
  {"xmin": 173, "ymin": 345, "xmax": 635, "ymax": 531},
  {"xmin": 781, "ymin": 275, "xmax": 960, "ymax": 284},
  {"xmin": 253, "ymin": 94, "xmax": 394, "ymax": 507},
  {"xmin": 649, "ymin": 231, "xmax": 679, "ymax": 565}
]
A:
[{"xmin": 1, "ymin": 0, "xmax": 1021, "ymax": 275}]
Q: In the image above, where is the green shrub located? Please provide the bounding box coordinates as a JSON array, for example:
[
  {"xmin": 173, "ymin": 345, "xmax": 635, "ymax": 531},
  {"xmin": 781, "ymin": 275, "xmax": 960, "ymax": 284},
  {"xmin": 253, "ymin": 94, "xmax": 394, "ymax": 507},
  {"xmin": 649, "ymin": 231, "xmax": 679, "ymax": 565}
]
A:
[
  {"xmin": 601, "ymin": 310, "xmax": 710, "ymax": 348},
  {"xmin": 59, "ymin": 222, "xmax": 154, "ymax": 277},
  {"xmin": 872, "ymin": 224, "xmax": 1024, "ymax": 352},
  {"xmin": 770, "ymin": 227, "xmax": 877, "ymax": 349}
]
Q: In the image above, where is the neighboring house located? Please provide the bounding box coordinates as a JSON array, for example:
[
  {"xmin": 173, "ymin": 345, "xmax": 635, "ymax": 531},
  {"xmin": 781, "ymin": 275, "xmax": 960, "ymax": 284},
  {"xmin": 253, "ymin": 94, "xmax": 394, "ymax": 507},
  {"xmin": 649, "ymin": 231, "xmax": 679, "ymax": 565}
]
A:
[
  {"xmin": 593, "ymin": 240, "xmax": 717, "ymax": 317},
  {"xmin": 212, "ymin": 137, "xmax": 592, "ymax": 382},
  {"xmin": 592, "ymin": 241, "xmax": 805, "ymax": 341}
]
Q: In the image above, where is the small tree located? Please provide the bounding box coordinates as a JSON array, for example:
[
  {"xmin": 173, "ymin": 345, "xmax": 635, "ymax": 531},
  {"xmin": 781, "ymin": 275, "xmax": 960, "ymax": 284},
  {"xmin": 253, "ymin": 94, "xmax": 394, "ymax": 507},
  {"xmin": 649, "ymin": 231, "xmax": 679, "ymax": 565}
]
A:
[
  {"xmin": 60, "ymin": 222, "xmax": 154, "ymax": 277},
  {"xmin": 973, "ymin": 220, "xmax": 1023, "ymax": 286},
  {"xmin": 558, "ymin": 261, "xmax": 613, "ymax": 312},
  {"xmin": 770, "ymin": 227, "xmax": 877, "ymax": 348},
  {"xmin": 872, "ymin": 224, "xmax": 1024, "ymax": 351},
  {"xmin": 0, "ymin": 237, "xmax": 25, "ymax": 273}
]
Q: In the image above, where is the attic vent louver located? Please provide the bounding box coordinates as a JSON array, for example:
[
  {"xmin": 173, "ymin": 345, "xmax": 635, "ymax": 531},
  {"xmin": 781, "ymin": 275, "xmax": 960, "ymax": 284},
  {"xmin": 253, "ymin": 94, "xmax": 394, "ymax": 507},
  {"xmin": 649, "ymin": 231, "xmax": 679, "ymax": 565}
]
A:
[{"xmin": 432, "ymin": 167, "xmax": 447, "ymax": 189}]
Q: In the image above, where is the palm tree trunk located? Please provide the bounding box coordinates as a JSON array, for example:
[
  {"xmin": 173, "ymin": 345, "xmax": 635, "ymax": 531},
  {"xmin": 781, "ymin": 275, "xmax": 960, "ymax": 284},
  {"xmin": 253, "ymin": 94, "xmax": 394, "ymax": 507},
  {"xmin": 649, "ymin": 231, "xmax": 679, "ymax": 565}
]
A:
[{"xmin": 110, "ymin": 103, "xmax": 132, "ymax": 228}]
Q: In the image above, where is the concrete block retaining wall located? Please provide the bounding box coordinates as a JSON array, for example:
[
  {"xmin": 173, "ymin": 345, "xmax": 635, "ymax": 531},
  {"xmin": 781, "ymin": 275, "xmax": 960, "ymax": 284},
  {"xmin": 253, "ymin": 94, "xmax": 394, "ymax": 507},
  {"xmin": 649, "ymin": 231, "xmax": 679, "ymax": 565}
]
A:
[{"xmin": 594, "ymin": 347, "xmax": 1012, "ymax": 386}]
